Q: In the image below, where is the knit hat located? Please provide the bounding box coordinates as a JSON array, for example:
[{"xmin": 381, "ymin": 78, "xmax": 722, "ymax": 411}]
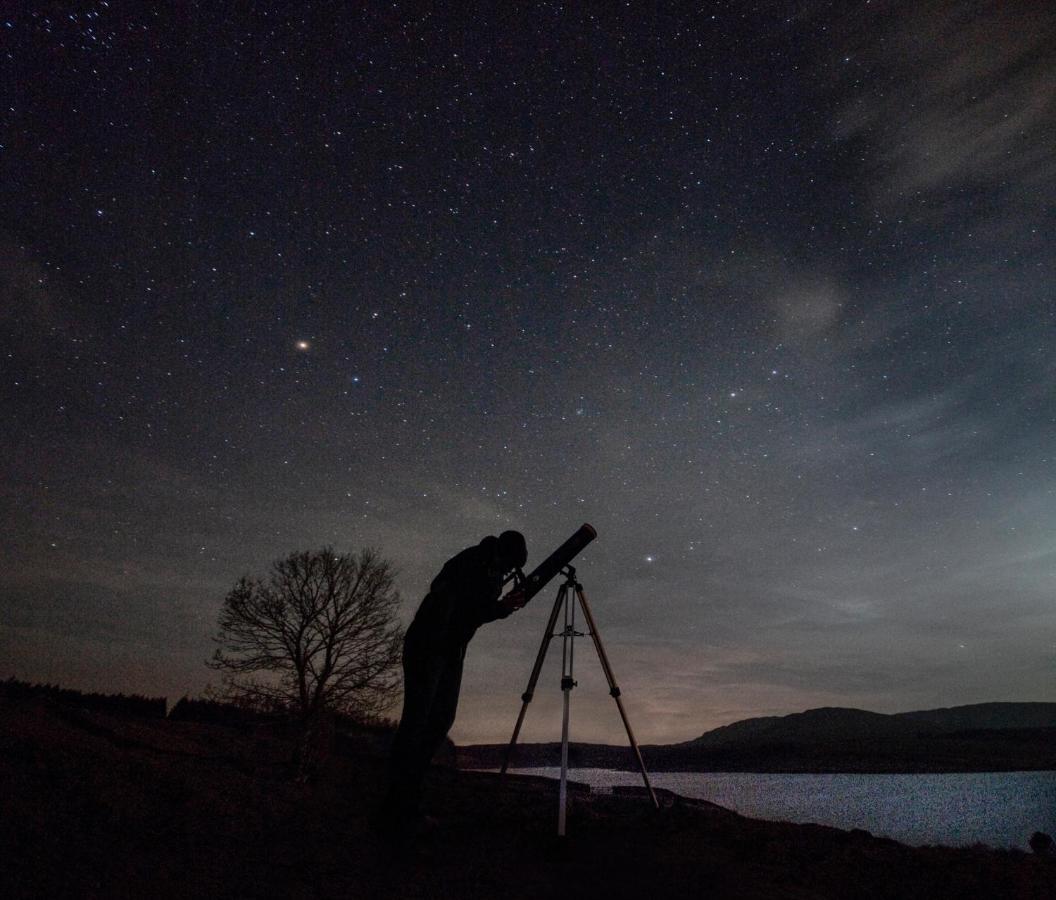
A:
[{"xmin": 497, "ymin": 530, "xmax": 528, "ymax": 569}]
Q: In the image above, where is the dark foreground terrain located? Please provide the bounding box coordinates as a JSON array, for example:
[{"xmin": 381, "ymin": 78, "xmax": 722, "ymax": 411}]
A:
[{"xmin": 2, "ymin": 697, "xmax": 1053, "ymax": 900}]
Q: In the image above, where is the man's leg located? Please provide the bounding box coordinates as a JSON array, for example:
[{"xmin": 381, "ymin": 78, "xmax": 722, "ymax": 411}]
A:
[
  {"xmin": 385, "ymin": 634, "xmax": 446, "ymax": 827},
  {"xmin": 417, "ymin": 645, "xmax": 466, "ymax": 778}
]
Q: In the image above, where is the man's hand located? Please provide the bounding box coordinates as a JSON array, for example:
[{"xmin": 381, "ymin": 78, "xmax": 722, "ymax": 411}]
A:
[{"xmin": 497, "ymin": 588, "xmax": 527, "ymax": 617}]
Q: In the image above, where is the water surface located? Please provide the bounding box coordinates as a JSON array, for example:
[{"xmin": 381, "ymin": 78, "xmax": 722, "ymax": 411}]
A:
[{"xmin": 501, "ymin": 768, "xmax": 1056, "ymax": 849}]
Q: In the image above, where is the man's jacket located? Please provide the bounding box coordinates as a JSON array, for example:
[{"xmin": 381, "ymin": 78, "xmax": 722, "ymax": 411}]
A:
[{"xmin": 408, "ymin": 535, "xmax": 511, "ymax": 651}]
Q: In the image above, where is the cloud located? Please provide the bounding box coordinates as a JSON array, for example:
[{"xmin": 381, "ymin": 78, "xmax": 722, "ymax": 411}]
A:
[
  {"xmin": 772, "ymin": 275, "xmax": 845, "ymax": 343},
  {"xmin": 0, "ymin": 237, "xmax": 88, "ymax": 353},
  {"xmin": 827, "ymin": 1, "xmax": 1056, "ymax": 207},
  {"xmin": 792, "ymin": 387, "xmax": 989, "ymax": 472}
]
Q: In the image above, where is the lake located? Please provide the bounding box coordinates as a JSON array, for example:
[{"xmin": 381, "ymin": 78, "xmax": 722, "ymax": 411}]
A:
[{"xmin": 500, "ymin": 768, "xmax": 1056, "ymax": 849}]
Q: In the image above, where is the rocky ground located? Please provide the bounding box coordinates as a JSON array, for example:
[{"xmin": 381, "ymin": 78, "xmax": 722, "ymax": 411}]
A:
[{"xmin": 2, "ymin": 696, "xmax": 1053, "ymax": 899}]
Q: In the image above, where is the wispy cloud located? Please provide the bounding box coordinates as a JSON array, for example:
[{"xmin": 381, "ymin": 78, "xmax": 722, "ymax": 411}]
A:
[
  {"xmin": 771, "ymin": 274, "xmax": 847, "ymax": 344},
  {"xmin": 826, "ymin": 1, "xmax": 1056, "ymax": 208},
  {"xmin": 0, "ymin": 237, "xmax": 91, "ymax": 353},
  {"xmin": 792, "ymin": 387, "xmax": 990, "ymax": 471}
]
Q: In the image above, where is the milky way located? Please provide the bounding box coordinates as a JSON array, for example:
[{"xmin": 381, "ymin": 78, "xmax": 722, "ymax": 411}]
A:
[{"xmin": 2, "ymin": 2, "xmax": 1054, "ymax": 743}]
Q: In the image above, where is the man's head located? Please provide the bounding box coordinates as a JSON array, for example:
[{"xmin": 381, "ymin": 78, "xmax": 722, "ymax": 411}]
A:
[{"xmin": 497, "ymin": 530, "xmax": 528, "ymax": 572}]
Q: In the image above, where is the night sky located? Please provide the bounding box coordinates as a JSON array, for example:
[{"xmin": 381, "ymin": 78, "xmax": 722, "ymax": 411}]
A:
[{"xmin": 2, "ymin": 2, "xmax": 1054, "ymax": 745}]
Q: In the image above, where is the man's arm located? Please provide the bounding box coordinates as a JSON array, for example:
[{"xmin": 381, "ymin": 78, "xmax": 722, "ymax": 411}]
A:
[{"xmin": 481, "ymin": 587, "xmax": 527, "ymax": 622}]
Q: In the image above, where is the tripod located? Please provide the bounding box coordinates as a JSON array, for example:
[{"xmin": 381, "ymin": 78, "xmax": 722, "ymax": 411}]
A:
[{"xmin": 501, "ymin": 566, "xmax": 658, "ymax": 835}]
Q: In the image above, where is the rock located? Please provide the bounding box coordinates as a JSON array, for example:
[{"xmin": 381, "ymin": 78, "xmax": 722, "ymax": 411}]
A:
[{"xmin": 1028, "ymin": 832, "xmax": 1053, "ymax": 856}]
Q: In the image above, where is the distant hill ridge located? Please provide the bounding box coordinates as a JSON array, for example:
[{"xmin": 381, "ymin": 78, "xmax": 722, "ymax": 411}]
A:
[
  {"xmin": 896, "ymin": 702, "xmax": 1056, "ymax": 731},
  {"xmin": 680, "ymin": 702, "xmax": 1056, "ymax": 749},
  {"xmin": 459, "ymin": 702, "xmax": 1056, "ymax": 773}
]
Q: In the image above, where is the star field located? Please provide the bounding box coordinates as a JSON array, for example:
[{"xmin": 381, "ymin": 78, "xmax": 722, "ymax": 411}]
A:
[{"xmin": 1, "ymin": 1, "xmax": 1054, "ymax": 743}]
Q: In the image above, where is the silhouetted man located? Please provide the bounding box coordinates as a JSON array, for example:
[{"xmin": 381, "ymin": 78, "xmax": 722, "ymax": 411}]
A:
[{"xmin": 381, "ymin": 530, "xmax": 528, "ymax": 836}]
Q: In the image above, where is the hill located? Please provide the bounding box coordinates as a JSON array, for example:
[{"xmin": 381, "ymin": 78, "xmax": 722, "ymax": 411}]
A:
[
  {"xmin": 896, "ymin": 703, "xmax": 1056, "ymax": 731},
  {"xmin": 460, "ymin": 703, "xmax": 1056, "ymax": 772},
  {"xmin": 680, "ymin": 707, "xmax": 934, "ymax": 748},
  {"xmin": 1, "ymin": 694, "xmax": 1053, "ymax": 899}
]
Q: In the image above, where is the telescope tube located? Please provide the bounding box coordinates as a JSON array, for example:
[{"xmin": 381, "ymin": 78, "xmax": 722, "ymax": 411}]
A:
[{"xmin": 519, "ymin": 523, "xmax": 597, "ymax": 603}]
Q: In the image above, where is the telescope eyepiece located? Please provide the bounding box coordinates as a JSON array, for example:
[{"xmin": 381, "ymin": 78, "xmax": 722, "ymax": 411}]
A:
[{"xmin": 503, "ymin": 567, "xmax": 526, "ymax": 588}]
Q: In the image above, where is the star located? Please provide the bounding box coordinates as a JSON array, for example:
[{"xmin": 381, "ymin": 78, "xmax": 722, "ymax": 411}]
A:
[{"xmin": 4, "ymin": 0, "xmax": 1052, "ymax": 750}]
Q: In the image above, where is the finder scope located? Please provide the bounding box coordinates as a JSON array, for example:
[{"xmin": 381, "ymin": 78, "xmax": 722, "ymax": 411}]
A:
[{"xmin": 519, "ymin": 523, "xmax": 597, "ymax": 604}]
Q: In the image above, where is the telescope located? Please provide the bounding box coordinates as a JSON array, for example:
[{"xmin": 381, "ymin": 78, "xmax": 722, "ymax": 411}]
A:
[{"xmin": 517, "ymin": 523, "xmax": 597, "ymax": 604}]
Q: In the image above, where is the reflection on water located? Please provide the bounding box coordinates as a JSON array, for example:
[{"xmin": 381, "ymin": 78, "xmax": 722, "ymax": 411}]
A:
[{"xmin": 500, "ymin": 768, "xmax": 1056, "ymax": 849}]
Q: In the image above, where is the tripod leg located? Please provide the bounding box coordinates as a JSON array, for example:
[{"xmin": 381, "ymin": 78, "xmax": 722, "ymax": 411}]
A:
[
  {"xmin": 558, "ymin": 654, "xmax": 572, "ymax": 836},
  {"xmin": 558, "ymin": 580, "xmax": 577, "ymax": 837},
  {"xmin": 500, "ymin": 584, "xmax": 567, "ymax": 774},
  {"xmin": 574, "ymin": 584, "xmax": 660, "ymax": 809}
]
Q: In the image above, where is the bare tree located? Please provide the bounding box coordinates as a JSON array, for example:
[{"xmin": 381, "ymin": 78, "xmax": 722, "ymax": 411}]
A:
[{"xmin": 209, "ymin": 547, "xmax": 404, "ymax": 723}]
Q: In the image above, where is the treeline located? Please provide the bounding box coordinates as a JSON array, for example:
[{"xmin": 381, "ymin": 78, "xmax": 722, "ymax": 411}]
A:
[
  {"xmin": 0, "ymin": 679, "xmax": 262, "ymax": 726},
  {"xmin": 1, "ymin": 677, "xmax": 167, "ymax": 718},
  {"xmin": 2, "ymin": 676, "xmax": 398, "ymax": 735},
  {"xmin": 168, "ymin": 696, "xmax": 397, "ymax": 734},
  {"xmin": 168, "ymin": 696, "xmax": 273, "ymax": 726}
]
